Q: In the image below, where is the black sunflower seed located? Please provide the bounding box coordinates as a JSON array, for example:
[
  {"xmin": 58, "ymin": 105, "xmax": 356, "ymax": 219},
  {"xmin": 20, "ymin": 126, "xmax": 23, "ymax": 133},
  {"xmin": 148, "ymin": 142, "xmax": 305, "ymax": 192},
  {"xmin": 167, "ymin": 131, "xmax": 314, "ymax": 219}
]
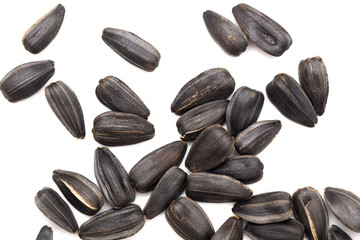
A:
[
  {"xmin": 329, "ymin": 225, "xmax": 352, "ymax": 240},
  {"xmin": 211, "ymin": 216, "xmax": 243, "ymax": 240},
  {"xmin": 36, "ymin": 225, "xmax": 53, "ymax": 240}
]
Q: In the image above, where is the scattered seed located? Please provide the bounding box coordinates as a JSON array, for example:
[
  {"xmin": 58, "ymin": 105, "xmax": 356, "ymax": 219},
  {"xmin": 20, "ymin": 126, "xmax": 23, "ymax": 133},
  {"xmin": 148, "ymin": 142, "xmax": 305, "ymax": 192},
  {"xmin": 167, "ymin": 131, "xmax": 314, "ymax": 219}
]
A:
[
  {"xmin": 211, "ymin": 216, "xmax": 243, "ymax": 240},
  {"xmin": 36, "ymin": 225, "xmax": 53, "ymax": 240},
  {"xmin": 329, "ymin": 225, "xmax": 353, "ymax": 240}
]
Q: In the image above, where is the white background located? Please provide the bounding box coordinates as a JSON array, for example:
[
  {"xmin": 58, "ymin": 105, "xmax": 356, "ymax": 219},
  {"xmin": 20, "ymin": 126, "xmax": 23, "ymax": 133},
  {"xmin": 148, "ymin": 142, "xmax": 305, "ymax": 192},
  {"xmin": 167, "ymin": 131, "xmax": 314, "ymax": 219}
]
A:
[{"xmin": 0, "ymin": 0, "xmax": 359, "ymax": 239}]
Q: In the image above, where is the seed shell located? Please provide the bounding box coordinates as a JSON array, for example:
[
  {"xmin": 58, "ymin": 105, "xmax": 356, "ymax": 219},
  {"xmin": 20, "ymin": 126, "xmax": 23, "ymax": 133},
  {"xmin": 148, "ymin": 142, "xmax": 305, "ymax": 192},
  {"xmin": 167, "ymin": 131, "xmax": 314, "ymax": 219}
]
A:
[
  {"xmin": 171, "ymin": 68, "xmax": 235, "ymax": 115},
  {"xmin": 143, "ymin": 166, "xmax": 187, "ymax": 219},
  {"xmin": 234, "ymin": 120, "xmax": 281, "ymax": 155},
  {"xmin": 36, "ymin": 225, "xmax": 53, "ymax": 240},
  {"xmin": 95, "ymin": 75, "xmax": 150, "ymax": 119},
  {"xmin": 35, "ymin": 187, "xmax": 79, "ymax": 233},
  {"xmin": 185, "ymin": 124, "xmax": 234, "ymax": 172},
  {"xmin": 232, "ymin": 3, "xmax": 292, "ymax": 56},
  {"xmin": 45, "ymin": 81, "xmax": 85, "ymax": 139},
  {"xmin": 52, "ymin": 169, "xmax": 104, "ymax": 216},
  {"xmin": 226, "ymin": 86, "xmax": 264, "ymax": 136},
  {"xmin": 232, "ymin": 191, "xmax": 293, "ymax": 224},
  {"xmin": 329, "ymin": 225, "xmax": 353, "ymax": 240},
  {"xmin": 203, "ymin": 10, "xmax": 248, "ymax": 56},
  {"xmin": 211, "ymin": 216, "xmax": 243, "ymax": 240},
  {"xmin": 102, "ymin": 28, "xmax": 160, "ymax": 72},
  {"xmin": 79, "ymin": 204, "xmax": 145, "ymax": 240},
  {"xmin": 92, "ymin": 111, "xmax": 155, "ymax": 146},
  {"xmin": 324, "ymin": 187, "xmax": 360, "ymax": 232},
  {"xmin": 0, "ymin": 60, "xmax": 55, "ymax": 102},
  {"xmin": 94, "ymin": 147, "xmax": 135, "ymax": 209},
  {"xmin": 165, "ymin": 197, "xmax": 215, "ymax": 240},
  {"xmin": 266, "ymin": 73, "xmax": 318, "ymax": 127},
  {"xmin": 292, "ymin": 186, "xmax": 329, "ymax": 240},
  {"xmin": 176, "ymin": 100, "xmax": 229, "ymax": 141},
  {"xmin": 22, "ymin": 4, "xmax": 65, "ymax": 54},
  {"xmin": 186, "ymin": 172, "xmax": 253, "ymax": 202},
  {"xmin": 129, "ymin": 140, "xmax": 187, "ymax": 192}
]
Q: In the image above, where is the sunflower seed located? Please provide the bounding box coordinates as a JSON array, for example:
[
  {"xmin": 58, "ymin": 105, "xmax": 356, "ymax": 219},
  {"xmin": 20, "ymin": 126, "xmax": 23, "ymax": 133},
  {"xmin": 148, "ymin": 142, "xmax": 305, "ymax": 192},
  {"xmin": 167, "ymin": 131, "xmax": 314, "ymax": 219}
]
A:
[
  {"xmin": 232, "ymin": 3, "xmax": 292, "ymax": 56},
  {"xmin": 143, "ymin": 166, "xmax": 187, "ymax": 219},
  {"xmin": 292, "ymin": 186, "xmax": 329, "ymax": 240},
  {"xmin": 210, "ymin": 155, "xmax": 264, "ymax": 184},
  {"xmin": 36, "ymin": 225, "xmax": 53, "ymax": 240},
  {"xmin": 92, "ymin": 111, "xmax": 154, "ymax": 146},
  {"xmin": 35, "ymin": 187, "xmax": 79, "ymax": 233},
  {"xmin": 0, "ymin": 60, "xmax": 54, "ymax": 102},
  {"xmin": 94, "ymin": 147, "xmax": 135, "ymax": 209},
  {"xmin": 234, "ymin": 120, "xmax": 281, "ymax": 155},
  {"xmin": 186, "ymin": 172, "xmax": 252, "ymax": 202},
  {"xmin": 165, "ymin": 197, "xmax": 215, "ymax": 240},
  {"xmin": 129, "ymin": 141, "xmax": 187, "ymax": 192},
  {"xmin": 203, "ymin": 10, "xmax": 248, "ymax": 56},
  {"xmin": 299, "ymin": 56, "xmax": 329, "ymax": 116},
  {"xmin": 244, "ymin": 219, "xmax": 305, "ymax": 240},
  {"xmin": 329, "ymin": 225, "xmax": 352, "ymax": 240},
  {"xmin": 79, "ymin": 204, "xmax": 145, "ymax": 240},
  {"xmin": 95, "ymin": 76, "xmax": 150, "ymax": 119},
  {"xmin": 233, "ymin": 191, "xmax": 292, "ymax": 224},
  {"xmin": 45, "ymin": 81, "xmax": 85, "ymax": 139},
  {"xmin": 102, "ymin": 28, "xmax": 160, "ymax": 72},
  {"xmin": 324, "ymin": 187, "xmax": 360, "ymax": 232},
  {"xmin": 176, "ymin": 100, "xmax": 229, "ymax": 141},
  {"xmin": 211, "ymin": 216, "xmax": 243, "ymax": 240},
  {"xmin": 22, "ymin": 4, "xmax": 65, "ymax": 54},
  {"xmin": 226, "ymin": 86, "xmax": 264, "ymax": 136},
  {"xmin": 171, "ymin": 68, "xmax": 235, "ymax": 115},
  {"xmin": 266, "ymin": 73, "xmax": 318, "ymax": 127},
  {"xmin": 52, "ymin": 169, "xmax": 104, "ymax": 216},
  {"xmin": 185, "ymin": 124, "xmax": 234, "ymax": 172}
]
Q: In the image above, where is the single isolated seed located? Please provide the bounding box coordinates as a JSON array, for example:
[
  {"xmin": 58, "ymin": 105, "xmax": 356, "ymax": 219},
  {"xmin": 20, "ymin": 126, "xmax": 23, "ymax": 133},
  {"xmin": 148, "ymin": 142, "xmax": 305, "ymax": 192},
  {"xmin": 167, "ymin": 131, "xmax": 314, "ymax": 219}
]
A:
[
  {"xmin": 36, "ymin": 225, "xmax": 53, "ymax": 240},
  {"xmin": 329, "ymin": 225, "xmax": 353, "ymax": 240},
  {"xmin": 22, "ymin": 4, "xmax": 65, "ymax": 54},
  {"xmin": 0, "ymin": 60, "xmax": 55, "ymax": 102},
  {"xmin": 211, "ymin": 216, "xmax": 243, "ymax": 240}
]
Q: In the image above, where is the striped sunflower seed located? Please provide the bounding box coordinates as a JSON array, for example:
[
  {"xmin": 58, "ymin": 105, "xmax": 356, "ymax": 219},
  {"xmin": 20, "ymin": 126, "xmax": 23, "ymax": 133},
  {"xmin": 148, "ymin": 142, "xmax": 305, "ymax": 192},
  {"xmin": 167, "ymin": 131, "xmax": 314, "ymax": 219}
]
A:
[
  {"xmin": 22, "ymin": 4, "xmax": 65, "ymax": 54},
  {"xmin": 171, "ymin": 68, "xmax": 235, "ymax": 115},
  {"xmin": 92, "ymin": 111, "xmax": 154, "ymax": 146},
  {"xmin": 102, "ymin": 28, "xmax": 160, "ymax": 72},
  {"xmin": 94, "ymin": 147, "xmax": 135, "ymax": 209},
  {"xmin": 52, "ymin": 169, "xmax": 104, "ymax": 216},
  {"xmin": 329, "ymin": 225, "xmax": 352, "ymax": 240},
  {"xmin": 36, "ymin": 225, "xmax": 53, "ymax": 240},
  {"xmin": 0, "ymin": 60, "xmax": 54, "ymax": 102},
  {"xmin": 45, "ymin": 81, "xmax": 85, "ymax": 139},
  {"xmin": 211, "ymin": 216, "xmax": 243, "ymax": 240},
  {"xmin": 203, "ymin": 10, "xmax": 248, "ymax": 56},
  {"xmin": 79, "ymin": 204, "xmax": 145, "ymax": 240},
  {"xmin": 35, "ymin": 187, "xmax": 79, "ymax": 233}
]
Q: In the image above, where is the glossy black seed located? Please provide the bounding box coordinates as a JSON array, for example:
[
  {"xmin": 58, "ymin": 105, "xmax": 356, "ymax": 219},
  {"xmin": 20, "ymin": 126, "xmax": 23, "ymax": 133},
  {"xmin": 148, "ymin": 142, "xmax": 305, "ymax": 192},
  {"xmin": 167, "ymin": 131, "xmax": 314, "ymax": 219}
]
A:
[
  {"xmin": 329, "ymin": 225, "xmax": 352, "ymax": 240},
  {"xmin": 211, "ymin": 216, "xmax": 243, "ymax": 240},
  {"xmin": 36, "ymin": 225, "xmax": 53, "ymax": 240}
]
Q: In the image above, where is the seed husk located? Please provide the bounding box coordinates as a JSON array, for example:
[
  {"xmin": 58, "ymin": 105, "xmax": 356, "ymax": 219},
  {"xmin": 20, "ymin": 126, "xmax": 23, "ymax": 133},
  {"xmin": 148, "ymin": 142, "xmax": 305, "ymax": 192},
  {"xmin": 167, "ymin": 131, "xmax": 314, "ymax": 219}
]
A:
[
  {"xmin": 35, "ymin": 187, "xmax": 79, "ymax": 233},
  {"xmin": 92, "ymin": 111, "xmax": 154, "ymax": 146},
  {"xmin": 233, "ymin": 191, "xmax": 292, "ymax": 224},
  {"xmin": 329, "ymin": 225, "xmax": 353, "ymax": 240},
  {"xmin": 203, "ymin": 10, "xmax": 248, "ymax": 56},
  {"xmin": 52, "ymin": 169, "xmax": 104, "ymax": 216},
  {"xmin": 165, "ymin": 197, "xmax": 215, "ymax": 240},
  {"xmin": 244, "ymin": 219, "xmax": 305, "ymax": 240},
  {"xmin": 36, "ymin": 225, "xmax": 53, "ymax": 240},
  {"xmin": 226, "ymin": 86, "xmax": 264, "ymax": 136},
  {"xmin": 94, "ymin": 147, "xmax": 135, "ymax": 209},
  {"xmin": 185, "ymin": 124, "xmax": 234, "ymax": 172},
  {"xmin": 171, "ymin": 68, "xmax": 235, "ymax": 115},
  {"xmin": 176, "ymin": 100, "xmax": 229, "ymax": 141},
  {"xmin": 211, "ymin": 216, "xmax": 243, "ymax": 240},
  {"xmin": 79, "ymin": 204, "xmax": 145, "ymax": 240},
  {"xmin": 235, "ymin": 120, "xmax": 281, "ymax": 155},
  {"xmin": 129, "ymin": 140, "xmax": 187, "ymax": 192},
  {"xmin": 186, "ymin": 172, "xmax": 252, "ymax": 202},
  {"xmin": 143, "ymin": 166, "xmax": 187, "ymax": 219},
  {"xmin": 299, "ymin": 56, "xmax": 329, "ymax": 116},
  {"xmin": 324, "ymin": 187, "xmax": 360, "ymax": 232},
  {"xmin": 22, "ymin": 4, "xmax": 65, "ymax": 54},
  {"xmin": 0, "ymin": 60, "xmax": 55, "ymax": 102},
  {"xmin": 292, "ymin": 186, "xmax": 329, "ymax": 240},
  {"xmin": 95, "ymin": 75, "xmax": 150, "ymax": 119},
  {"xmin": 210, "ymin": 155, "xmax": 264, "ymax": 184},
  {"xmin": 266, "ymin": 73, "xmax": 318, "ymax": 127},
  {"xmin": 232, "ymin": 3, "xmax": 292, "ymax": 56},
  {"xmin": 102, "ymin": 28, "xmax": 160, "ymax": 72},
  {"xmin": 45, "ymin": 81, "xmax": 86, "ymax": 139}
]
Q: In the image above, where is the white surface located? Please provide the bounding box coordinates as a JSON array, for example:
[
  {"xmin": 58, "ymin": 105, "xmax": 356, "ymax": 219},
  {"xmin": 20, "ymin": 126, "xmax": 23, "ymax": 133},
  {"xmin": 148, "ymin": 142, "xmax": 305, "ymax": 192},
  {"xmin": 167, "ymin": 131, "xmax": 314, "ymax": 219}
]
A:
[{"xmin": 0, "ymin": 0, "xmax": 359, "ymax": 239}]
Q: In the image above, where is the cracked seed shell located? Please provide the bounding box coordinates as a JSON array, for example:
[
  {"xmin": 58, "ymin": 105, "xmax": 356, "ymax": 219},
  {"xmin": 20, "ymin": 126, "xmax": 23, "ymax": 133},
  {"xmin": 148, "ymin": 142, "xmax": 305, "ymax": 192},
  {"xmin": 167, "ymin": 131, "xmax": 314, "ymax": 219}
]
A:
[
  {"xmin": 211, "ymin": 216, "xmax": 243, "ymax": 240},
  {"xmin": 329, "ymin": 225, "xmax": 352, "ymax": 240},
  {"xmin": 36, "ymin": 225, "xmax": 53, "ymax": 240}
]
